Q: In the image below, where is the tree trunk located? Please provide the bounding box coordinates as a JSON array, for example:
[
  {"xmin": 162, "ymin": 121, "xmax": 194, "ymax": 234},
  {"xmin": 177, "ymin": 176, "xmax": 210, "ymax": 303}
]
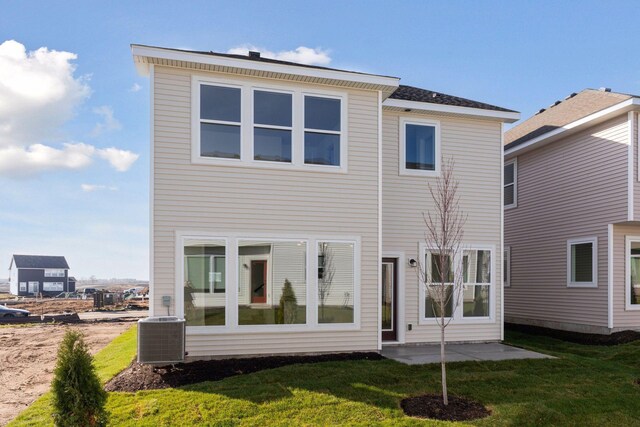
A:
[{"xmin": 441, "ymin": 319, "xmax": 448, "ymax": 406}]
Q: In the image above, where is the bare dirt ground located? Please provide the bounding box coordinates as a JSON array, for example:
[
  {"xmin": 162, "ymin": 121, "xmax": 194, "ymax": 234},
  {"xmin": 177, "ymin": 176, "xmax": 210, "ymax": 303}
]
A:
[
  {"xmin": 0, "ymin": 322, "xmax": 134, "ymax": 426},
  {"xmin": 9, "ymin": 298, "xmax": 94, "ymax": 315}
]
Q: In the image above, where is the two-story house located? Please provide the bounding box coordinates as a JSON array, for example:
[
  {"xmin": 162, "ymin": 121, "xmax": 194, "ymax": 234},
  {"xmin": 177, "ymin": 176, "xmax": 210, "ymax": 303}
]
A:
[
  {"xmin": 132, "ymin": 45, "xmax": 518, "ymax": 359},
  {"xmin": 9, "ymin": 254, "xmax": 74, "ymax": 296},
  {"xmin": 504, "ymin": 88, "xmax": 640, "ymax": 334}
]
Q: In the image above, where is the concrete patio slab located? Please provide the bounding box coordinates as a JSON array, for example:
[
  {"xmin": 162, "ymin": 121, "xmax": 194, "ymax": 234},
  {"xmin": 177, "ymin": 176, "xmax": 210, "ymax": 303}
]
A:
[{"xmin": 381, "ymin": 342, "xmax": 552, "ymax": 365}]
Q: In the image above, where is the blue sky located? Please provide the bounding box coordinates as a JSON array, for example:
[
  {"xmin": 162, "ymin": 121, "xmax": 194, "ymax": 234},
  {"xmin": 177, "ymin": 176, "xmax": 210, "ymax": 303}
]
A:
[{"xmin": 1, "ymin": 1, "xmax": 639, "ymax": 279}]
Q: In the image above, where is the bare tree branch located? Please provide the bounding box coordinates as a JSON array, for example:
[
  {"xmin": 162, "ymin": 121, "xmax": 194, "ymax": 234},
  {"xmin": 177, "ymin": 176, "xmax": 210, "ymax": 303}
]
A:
[{"xmin": 415, "ymin": 157, "xmax": 467, "ymax": 406}]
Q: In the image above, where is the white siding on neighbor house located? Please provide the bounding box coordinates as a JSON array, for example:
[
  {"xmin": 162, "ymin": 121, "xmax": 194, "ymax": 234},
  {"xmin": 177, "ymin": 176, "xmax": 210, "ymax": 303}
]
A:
[
  {"xmin": 152, "ymin": 66, "xmax": 380, "ymax": 357},
  {"xmin": 632, "ymin": 112, "xmax": 640, "ymax": 217},
  {"xmin": 612, "ymin": 222, "xmax": 640, "ymax": 330},
  {"xmin": 382, "ymin": 109, "xmax": 503, "ymax": 343},
  {"xmin": 9, "ymin": 267, "xmax": 18, "ymax": 295},
  {"xmin": 505, "ymin": 115, "xmax": 629, "ymax": 331}
]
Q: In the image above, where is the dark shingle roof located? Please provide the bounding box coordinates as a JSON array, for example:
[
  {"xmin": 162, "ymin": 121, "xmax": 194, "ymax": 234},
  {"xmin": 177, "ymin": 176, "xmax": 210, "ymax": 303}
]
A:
[
  {"xmin": 390, "ymin": 85, "xmax": 516, "ymax": 113},
  {"xmin": 12, "ymin": 255, "xmax": 69, "ymax": 269}
]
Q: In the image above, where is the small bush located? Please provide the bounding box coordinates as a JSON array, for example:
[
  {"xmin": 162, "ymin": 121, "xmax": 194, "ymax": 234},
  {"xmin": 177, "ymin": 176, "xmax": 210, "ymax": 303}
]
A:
[{"xmin": 51, "ymin": 330, "xmax": 107, "ymax": 427}]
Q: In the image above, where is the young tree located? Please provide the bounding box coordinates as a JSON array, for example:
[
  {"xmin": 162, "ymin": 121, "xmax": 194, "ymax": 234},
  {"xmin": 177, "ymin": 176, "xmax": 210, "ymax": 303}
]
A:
[
  {"xmin": 418, "ymin": 158, "xmax": 466, "ymax": 406},
  {"xmin": 51, "ymin": 330, "xmax": 107, "ymax": 427}
]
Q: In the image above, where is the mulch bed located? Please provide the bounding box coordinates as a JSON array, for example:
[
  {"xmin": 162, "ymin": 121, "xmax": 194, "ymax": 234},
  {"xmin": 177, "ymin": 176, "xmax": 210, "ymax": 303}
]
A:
[
  {"xmin": 506, "ymin": 323, "xmax": 640, "ymax": 346},
  {"xmin": 105, "ymin": 352, "xmax": 384, "ymax": 392},
  {"xmin": 400, "ymin": 394, "xmax": 490, "ymax": 421}
]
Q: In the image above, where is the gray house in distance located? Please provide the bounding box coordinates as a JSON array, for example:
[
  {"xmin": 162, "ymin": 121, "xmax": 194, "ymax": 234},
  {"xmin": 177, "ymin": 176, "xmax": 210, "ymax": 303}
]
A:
[{"xmin": 9, "ymin": 255, "xmax": 74, "ymax": 296}]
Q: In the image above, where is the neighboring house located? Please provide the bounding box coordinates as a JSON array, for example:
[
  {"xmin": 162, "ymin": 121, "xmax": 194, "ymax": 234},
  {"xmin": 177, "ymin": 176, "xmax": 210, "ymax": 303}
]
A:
[
  {"xmin": 504, "ymin": 88, "xmax": 640, "ymax": 334},
  {"xmin": 9, "ymin": 255, "xmax": 74, "ymax": 296},
  {"xmin": 132, "ymin": 44, "xmax": 518, "ymax": 359}
]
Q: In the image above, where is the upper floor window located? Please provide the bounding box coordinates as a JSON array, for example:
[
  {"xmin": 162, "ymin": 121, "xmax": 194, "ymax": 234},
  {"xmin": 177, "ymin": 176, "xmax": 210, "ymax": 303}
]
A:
[
  {"xmin": 567, "ymin": 237, "xmax": 597, "ymax": 288},
  {"xmin": 399, "ymin": 118, "xmax": 440, "ymax": 176},
  {"xmin": 304, "ymin": 96, "xmax": 342, "ymax": 166},
  {"xmin": 504, "ymin": 159, "xmax": 517, "ymax": 208},
  {"xmin": 44, "ymin": 269, "xmax": 65, "ymax": 277},
  {"xmin": 199, "ymin": 85, "xmax": 242, "ymax": 159},
  {"xmin": 193, "ymin": 77, "xmax": 347, "ymax": 172},
  {"xmin": 253, "ymin": 90, "xmax": 293, "ymax": 163}
]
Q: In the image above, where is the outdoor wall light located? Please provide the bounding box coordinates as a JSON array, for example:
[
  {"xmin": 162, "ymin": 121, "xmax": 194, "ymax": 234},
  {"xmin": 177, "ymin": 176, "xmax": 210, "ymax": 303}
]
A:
[{"xmin": 408, "ymin": 258, "xmax": 417, "ymax": 267}]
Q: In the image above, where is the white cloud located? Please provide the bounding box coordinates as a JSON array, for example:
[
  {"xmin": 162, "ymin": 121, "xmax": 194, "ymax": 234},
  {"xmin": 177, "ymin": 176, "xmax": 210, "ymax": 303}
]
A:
[
  {"xmin": 0, "ymin": 143, "xmax": 95, "ymax": 176},
  {"xmin": 130, "ymin": 83, "xmax": 142, "ymax": 92},
  {"xmin": 97, "ymin": 147, "xmax": 139, "ymax": 172},
  {"xmin": 0, "ymin": 40, "xmax": 139, "ymax": 177},
  {"xmin": 227, "ymin": 45, "xmax": 331, "ymax": 66},
  {"xmin": 0, "ymin": 40, "xmax": 90, "ymax": 147},
  {"xmin": 91, "ymin": 105, "xmax": 122, "ymax": 137},
  {"xmin": 81, "ymin": 183, "xmax": 118, "ymax": 192}
]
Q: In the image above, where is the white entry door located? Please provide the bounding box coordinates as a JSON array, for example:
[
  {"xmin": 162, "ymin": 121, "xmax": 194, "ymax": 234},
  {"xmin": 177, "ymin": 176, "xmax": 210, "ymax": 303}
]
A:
[{"xmin": 28, "ymin": 281, "xmax": 38, "ymax": 294}]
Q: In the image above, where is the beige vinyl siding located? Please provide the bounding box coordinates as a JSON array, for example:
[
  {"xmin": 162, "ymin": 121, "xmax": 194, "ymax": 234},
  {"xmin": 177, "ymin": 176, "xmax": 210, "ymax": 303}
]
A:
[
  {"xmin": 153, "ymin": 65, "xmax": 380, "ymax": 357},
  {"xmin": 612, "ymin": 222, "xmax": 640, "ymax": 330},
  {"xmin": 632, "ymin": 112, "xmax": 640, "ymax": 216},
  {"xmin": 505, "ymin": 115, "xmax": 629, "ymax": 330},
  {"xmin": 382, "ymin": 109, "xmax": 503, "ymax": 343}
]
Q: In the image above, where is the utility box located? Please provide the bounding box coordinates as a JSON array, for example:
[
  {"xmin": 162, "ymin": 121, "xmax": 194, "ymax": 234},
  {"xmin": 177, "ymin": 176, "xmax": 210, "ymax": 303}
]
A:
[{"xmin": 137, "ymin": 316, "xmax": 185, "ymax": 364}]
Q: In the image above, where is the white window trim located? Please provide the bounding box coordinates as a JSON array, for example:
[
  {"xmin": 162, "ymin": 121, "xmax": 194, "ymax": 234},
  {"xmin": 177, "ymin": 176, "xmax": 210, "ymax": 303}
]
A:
[
  {"xmin": 302, "ymin": 92, "xmax": 347, "ymax": 170},
  {"xmin": 399, "ymin": 117, "xmax": 441, "ymax": 177},
  {"xmin": 191, "ymin": 75, "xmax": 348, "ymax": 173},
  {"xmin": 503, "ymin": 246, "xmax": 511, "ymax": 288},
  {"xmin": 418, "ymin": 242, "xmax": 496, "ymax": 325},
  {"xmin": 461, "ymin": 247, "xmax": 495, "ymax": 320},
  {"xmin": 44, "ymin": 269, "xmax": 65, "ymax": 277},
  {"xmin": 567, "ymin": 237, "xmax": 598, "ymax": 288},
  {"xmin": 43, "ymin": 282, "xmax": 64, "ymax": 291},
  {"xmin": 504, "ymin": 158, "xmax": 517, "ymax": 209},
  {"xmin": 176, "ymin": 231, "xmax": 361, "ymax": 334},
  {"xmin": 625, "ymin": 236, "xmax": 640, "ymax": 310},
  {"xmin": 251, "ymin": 86, "xmax": 295, "ymax": 164}
]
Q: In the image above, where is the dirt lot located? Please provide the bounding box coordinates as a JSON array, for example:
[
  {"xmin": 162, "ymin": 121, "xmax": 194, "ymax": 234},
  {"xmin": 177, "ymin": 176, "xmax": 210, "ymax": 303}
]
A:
[
  {"xmin": 9, "ymin": 298, "xmax": 94, "ymax": 315},
  {"xmin": 0, "ymin": 322, "xmax": 134, "ymax": 426}
]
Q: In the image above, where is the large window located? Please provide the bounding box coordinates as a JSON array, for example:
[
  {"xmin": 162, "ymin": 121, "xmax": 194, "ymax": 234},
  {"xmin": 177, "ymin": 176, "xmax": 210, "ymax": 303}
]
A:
[
  {"xmin": 179, "ymin": 234, "xmax": 358, "ymax": 330},
  {"xmin": 504, "ymin": 159, "xmax": 517, "ymax": 208},
  {"xmin": 318, "ymin": 241, "xmax": 355, "ymax": 324},
  {"xmin": 628, "ymin": 239, "xmax": 640, "ymax": 308},
  {"xmin": 199, "ymin": 85, "xmax": 242, "ymax": 159},
  {"xmin": 462, "ymin": 249, "xmax": 491, "ymax": 318},
  {"xmin": 304, "ymin": 96, "xmax": 342, "ymax": 166},
  {"xmin": 194, "ymin": 78, "xmax": 346, "ymax": 170},
  {"xmin": 253, "ymin": 90, "xmax": 293, "ymax": 162},
  {"xmin": 183, "ymin": 239, "xmax": 226, "ymax": 326},
  {"xmin": 420, "ymin": 244, "xmax": 495, "ymax": 322},
  {"xmin": 238, "ymin": 240, "xmax": 307, "ymax": 325},
  {"xmin": 400, "ymin": 119, "xmax": 440, "ymax": 176},
  {"xmin": 567, "ymin": 237, "xmax": 597, "ymax": 287},
  {"xmin": 424, "ymin": 250, "xmax": 454, "ymax": 318},
  {"xmin": 44, "ymin": 269, "xmax": 65, "ymax": 277}
]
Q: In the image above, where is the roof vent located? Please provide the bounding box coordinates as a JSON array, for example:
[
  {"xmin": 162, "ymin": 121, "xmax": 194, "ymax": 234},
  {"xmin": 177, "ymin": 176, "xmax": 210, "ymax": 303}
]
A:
[
  {"xmin": 565, "ymin": 92, "xmax": 577, "ymax": 100},
  {"xmin": 431, "ymin": 93, "xmax": 438, "ymax": 98},
  {"xmin": 535, "ymin": 108, "xmax": 546, "ymax": 115},
  {"xmin": 599, "ymin": 87, "xmax": 611, "ymax": 92},
  {"xmin": 248, "ymin": 51, "xmax": 261, "ymax": 59}
]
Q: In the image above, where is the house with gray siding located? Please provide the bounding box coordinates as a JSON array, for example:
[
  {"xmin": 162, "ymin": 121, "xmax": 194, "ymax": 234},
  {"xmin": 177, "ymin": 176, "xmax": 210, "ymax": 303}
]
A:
[
  {"xmin": 9, "ymin": 255, "xmax": 74, "ymax": 296},
  {"xmin": 504, "ymin": 88, "xmax": 640, "ymax": 334},
  {"xmin": 132, "ymin": 44, "xmax": 518, "ymax": 359}
]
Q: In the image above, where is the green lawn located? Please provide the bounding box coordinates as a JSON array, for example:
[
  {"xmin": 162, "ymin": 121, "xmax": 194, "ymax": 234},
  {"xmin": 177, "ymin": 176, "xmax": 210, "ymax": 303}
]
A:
[{"xmin": 10, "ymin": 327, "xmax": 640, "ymax": 426}]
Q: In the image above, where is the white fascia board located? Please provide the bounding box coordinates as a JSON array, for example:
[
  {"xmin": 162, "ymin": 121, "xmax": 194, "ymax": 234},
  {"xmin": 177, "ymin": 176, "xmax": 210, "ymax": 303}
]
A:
[
  {"xmin": 505, "ymin": 98, "xmax": 640, "ymax": 159},
  {"xmin": 131, "ymin": 45, "xmax": 400, "ymax": 89},
  {"xmin": 383, "ymin": 98, "xmax": 520, "ymax": 123}
]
